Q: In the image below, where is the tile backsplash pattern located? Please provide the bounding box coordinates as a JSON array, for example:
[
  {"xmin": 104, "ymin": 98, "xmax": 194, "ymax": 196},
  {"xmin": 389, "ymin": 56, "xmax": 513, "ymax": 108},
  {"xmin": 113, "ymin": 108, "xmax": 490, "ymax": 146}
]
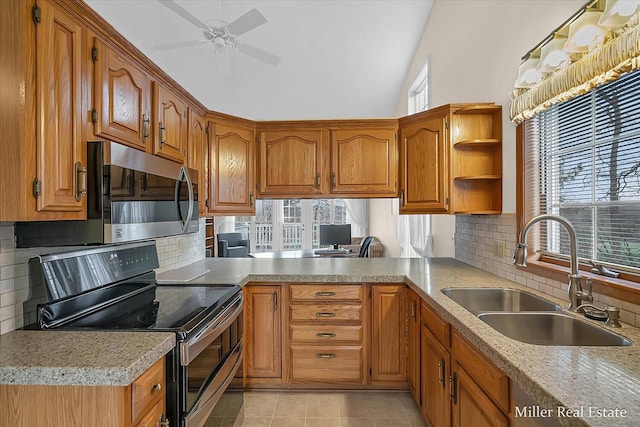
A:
[
  {"xmin": 0, "ymin": 219, "xmax": 206, "ymax": 335},
  {"xmin": 455, "ymin": 213, "xmax": 640, "ymax": 328}
]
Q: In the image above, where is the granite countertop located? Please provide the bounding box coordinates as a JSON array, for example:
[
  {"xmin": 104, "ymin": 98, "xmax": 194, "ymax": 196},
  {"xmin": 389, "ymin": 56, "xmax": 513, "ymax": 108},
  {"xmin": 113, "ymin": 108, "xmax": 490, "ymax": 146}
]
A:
[
  {"xmin": 0, "ymin": 331, "xmax": 175, "ymax": 386},
  {"xmin": 159, "ymin": 257, "xmax": 640, "ymax": 427}
]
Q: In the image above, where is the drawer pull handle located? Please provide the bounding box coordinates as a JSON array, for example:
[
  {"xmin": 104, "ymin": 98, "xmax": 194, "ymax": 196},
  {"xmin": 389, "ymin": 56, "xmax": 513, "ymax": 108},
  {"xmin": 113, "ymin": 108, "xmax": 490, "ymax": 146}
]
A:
[
  {"xmin": 316, "ymin": 332, "xmax": 337, "ymax": 338},
  {"xmin": 316, "ymin": 353, "xmax": 337, "ymax": 358},
  {"xmin": 152, "ymin": 383, "xmax": 162, "ymax": 392},
  {"xmin": 316, "ymin": 312, "xmax": 336, "ymax": 317},
  {"xmin": 315, "ymin": 291, "xmax": 336, "ymax": 297}
]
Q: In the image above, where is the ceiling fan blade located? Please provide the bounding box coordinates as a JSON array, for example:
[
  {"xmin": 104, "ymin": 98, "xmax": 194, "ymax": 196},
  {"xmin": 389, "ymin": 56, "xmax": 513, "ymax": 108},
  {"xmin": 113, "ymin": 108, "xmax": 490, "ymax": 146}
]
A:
[
  {"xmin": 237, "ymin": 43, "xmax": 281, "ymax": 66},
  {"xmin": 226, "ymin": 8, "xmax": 267, "ymax": 36},
  {"xmin": 154, "ymin": 40, "xmax": 206, "ymax": 51},
  {"xmin": 158, "ymin": 0, "xmax": 210, "ymax": 31}
]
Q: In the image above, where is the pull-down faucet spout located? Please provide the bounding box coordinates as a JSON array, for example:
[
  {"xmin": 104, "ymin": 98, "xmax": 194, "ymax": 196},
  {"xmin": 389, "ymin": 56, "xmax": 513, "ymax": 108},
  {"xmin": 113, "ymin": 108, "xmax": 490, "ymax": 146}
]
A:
[{"xmin": 513, "ymin": 214, "xmax": 591, "ymax": 310}]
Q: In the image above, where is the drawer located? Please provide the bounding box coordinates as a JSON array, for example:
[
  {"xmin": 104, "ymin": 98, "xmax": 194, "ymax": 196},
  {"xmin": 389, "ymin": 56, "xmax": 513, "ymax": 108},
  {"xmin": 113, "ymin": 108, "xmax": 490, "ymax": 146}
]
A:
[
  {"xmin": 290, "ymin": 304, "xmax": 362, "ymax": 322},
  {"xmin": 131, "ymin": 358, "xmax": 165, "ymax": 423},
  {"xmin": 452, "ymin": 329, "xmax": 510, "ymax": 414},
  {"xmin": 421, "ymin": 300, "xmax": 450, "ymax": 347},
  {"xmin": 290, "ymin": 284, "xmax": 362, "ymax": 301},
  {"xmin": 290, "ymin": 324, "xmax": 363, "ymax": 343},
  {"xmin": 290, "ymin": 345, "xmax": 364, "ymax": 383}
]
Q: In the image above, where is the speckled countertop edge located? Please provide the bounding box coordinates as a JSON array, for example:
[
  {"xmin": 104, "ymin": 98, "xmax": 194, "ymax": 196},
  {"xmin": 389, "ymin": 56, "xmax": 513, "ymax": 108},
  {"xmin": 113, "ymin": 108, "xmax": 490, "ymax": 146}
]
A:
[
  {"xmin": 162, "ymin": 257, "xmax": 640, "ymax": 427},
  {"xmin": 0, "ymin": 331, "xmax": 175, "ymax": 386}
]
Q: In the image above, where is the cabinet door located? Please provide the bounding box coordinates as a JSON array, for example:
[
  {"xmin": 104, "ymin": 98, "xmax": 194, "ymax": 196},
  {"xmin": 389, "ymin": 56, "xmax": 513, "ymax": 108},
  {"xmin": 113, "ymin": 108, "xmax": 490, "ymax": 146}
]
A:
[
  {"xmin": 94, "ymin": 38, "xmax": 151, "ymax": 151},
  {"xmin": 245, "ymin": 285, "xmax": 282, "ymax": 379},
  {"xmin": 35, "ymin": 0, "xmax": 86, "ymax": 215},
  {"xmin": 209, "ymin": 122, "xmax": 255, "ymax": 214},
  {"xmin": 330, "ymin": 128, "xmax": 398, "ymax": 196},
  {"xmin": 257, "ymin": 129, "xmax": 328, "ymax": 196},
  {"xmin": 153, "ymin": 83, "xmax": 187, "ymax": 163},
  {"xmin": 451, "ymin": 367, "xmax": 509, "ymax": 427},
  {"xmin": 371, "ymin": 285, "xmax": 406, "ymax": 384},
  {"xmin": 421, "ymin": 325, "xmax": 451, "ymax": 427},
  {"xmin": 399, "ymin": 114, "xmax": 450, "ymax": 213},
  {"xmin": 407, "ymin": 289, "xmax": 421, "ymax": 404},
  {"xmin": 187, "ymin": 109, "xmax": 207, "ymax": 215}
]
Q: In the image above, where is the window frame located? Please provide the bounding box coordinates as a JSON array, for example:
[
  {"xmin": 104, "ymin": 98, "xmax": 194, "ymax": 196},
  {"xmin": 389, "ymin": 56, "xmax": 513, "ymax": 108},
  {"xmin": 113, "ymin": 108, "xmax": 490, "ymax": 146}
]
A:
[{"xmin": 516, "ymin": 124, "xmax": 640, "ymax": 305}]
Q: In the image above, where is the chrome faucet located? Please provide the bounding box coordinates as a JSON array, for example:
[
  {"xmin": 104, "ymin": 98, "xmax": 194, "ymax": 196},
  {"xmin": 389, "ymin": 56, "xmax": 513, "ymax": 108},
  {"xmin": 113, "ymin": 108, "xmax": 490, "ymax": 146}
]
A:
[{"xmin": 513, "ymin": 214, "xmax": 592, "ymax": 310}]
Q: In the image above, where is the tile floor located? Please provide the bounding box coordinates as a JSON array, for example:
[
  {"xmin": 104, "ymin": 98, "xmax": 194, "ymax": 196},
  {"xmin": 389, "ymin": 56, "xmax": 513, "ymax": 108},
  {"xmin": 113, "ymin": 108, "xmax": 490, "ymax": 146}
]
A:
[{"xmin": 205, "ymin": 390, "xmax": 427, "ymax": 427}]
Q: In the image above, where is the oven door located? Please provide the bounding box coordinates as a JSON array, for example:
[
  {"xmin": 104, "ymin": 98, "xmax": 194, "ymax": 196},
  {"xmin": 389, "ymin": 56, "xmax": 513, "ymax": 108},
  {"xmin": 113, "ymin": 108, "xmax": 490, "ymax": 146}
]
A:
[{"xmin": 181, "ymin": 293, "xmax": 244, "ymax": 427}]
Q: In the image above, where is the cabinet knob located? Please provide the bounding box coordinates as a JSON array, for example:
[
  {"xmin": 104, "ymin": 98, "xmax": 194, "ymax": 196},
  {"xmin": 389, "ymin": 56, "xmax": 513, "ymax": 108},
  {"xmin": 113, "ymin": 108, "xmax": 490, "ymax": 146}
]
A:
[
  {"xmin": 158, "ymin": 414, "xmax": 170, "ymax": 427},
  {"xmin": 152, "ymin": 383, "xmax": 162, "ymax": 392}
]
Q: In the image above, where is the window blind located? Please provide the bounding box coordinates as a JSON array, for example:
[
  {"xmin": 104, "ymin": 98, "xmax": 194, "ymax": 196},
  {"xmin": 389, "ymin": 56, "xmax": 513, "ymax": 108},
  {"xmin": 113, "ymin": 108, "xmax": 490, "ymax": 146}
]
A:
[{"xmin": 524, "ymin": 69, "xmax": 640, "ymax": 271}]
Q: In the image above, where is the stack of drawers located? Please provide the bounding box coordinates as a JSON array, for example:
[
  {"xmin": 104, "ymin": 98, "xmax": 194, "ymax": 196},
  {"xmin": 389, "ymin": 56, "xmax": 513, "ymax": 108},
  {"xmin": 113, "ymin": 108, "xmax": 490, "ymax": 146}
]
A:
[{"xmin": 288, "ymin": 284, "xmax": 366, "ymax": 385}]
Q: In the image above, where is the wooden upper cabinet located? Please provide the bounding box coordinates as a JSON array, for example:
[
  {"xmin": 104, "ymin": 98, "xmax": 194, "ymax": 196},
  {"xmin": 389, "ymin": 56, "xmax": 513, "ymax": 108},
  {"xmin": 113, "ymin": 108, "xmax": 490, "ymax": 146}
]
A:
[
  {"xmin": 330, "ymin": 128, "xmax": 398, "ymax": 196},
  {"xmin": 399, "ymin": 110, "xmax": 450, "ymax": 214},
  {"xmin": 209, "ymin": 120, "xmax": 255, "ymax": 214},
  {"xmin": 187, "ymin": 109, "xmax": 208, "ymax": 215},
  {"xmin": 153, "ymin": 83, "xmax": 187, "ymax": 163},
  {"xmin": 257, "ymin": 129, "xmax": 328, "ymax": 197},
  {"xmin": 93, "ymin": 38, "xmax": 151, "ymax": 151},
  {"xmin": 35, "ymin": 0, "xmax": 86, "ymax": 215}
]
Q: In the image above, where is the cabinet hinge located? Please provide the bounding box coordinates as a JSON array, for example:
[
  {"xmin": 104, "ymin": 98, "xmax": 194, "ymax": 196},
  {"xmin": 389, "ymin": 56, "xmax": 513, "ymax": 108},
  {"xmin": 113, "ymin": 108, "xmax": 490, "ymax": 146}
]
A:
[
  {"xmin": 369, "ymin": 367, "xmax": 372, "ymax": 376},
  {"xmin": 205, "ymin": 124, "xmax": 209, "ymax": 136},
  {"xmin": 205, "ymin": 199, "xmax": 209, "ymax": 208},
  {"xmin": 91, "ymin": 109, "xmax": 98, "ymax": 124},
  {"xmin": 446, "ymin": 197, "xmax": 449, "ymax": 205},
  {"xmin": 445, "ymin": 117, "xmax": 449, "ymax": 130},
  {"xmin": 32, "ymin": 5, "xmax": 41, "ymax": 25},
  {"xmin": 91, "ymin": 47, "xmax": 98, "ymax": 63},
  {"xmin": 33, "ymin": 179, "xmax": 41, "ymax": 197}
]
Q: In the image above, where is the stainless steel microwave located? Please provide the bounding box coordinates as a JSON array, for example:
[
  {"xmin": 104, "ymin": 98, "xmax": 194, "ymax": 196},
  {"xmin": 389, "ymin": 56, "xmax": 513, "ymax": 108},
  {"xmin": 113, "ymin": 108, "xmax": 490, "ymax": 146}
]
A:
[{"xmin": 16, "ymin": 141, "xmax": 198, "ymax": 247}]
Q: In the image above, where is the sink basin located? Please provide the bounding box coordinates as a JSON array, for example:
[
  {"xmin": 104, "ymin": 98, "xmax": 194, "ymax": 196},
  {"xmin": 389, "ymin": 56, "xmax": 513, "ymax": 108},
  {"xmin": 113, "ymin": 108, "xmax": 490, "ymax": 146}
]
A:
[
  {"xmin": 478, "ymin": 312, "xmax": 632, "ymax": 346},
  {"xmin": 441, "ymin": 288, "xmax": 562, "ymax": 315}
]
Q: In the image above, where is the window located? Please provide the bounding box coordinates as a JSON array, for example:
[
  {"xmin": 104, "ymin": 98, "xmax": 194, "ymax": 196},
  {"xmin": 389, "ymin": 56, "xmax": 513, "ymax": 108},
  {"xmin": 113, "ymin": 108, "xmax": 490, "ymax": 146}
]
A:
[
  {"xmin": 235, "ymin": 199, "xmax": 350, "ymax": 252},
  {"xmin": 408, "ymin": 59, "xmax": 429, "ymax": 114},
  {"xmin": 523, "ymin": 69, "xmax": 640, "ymax": 272}
]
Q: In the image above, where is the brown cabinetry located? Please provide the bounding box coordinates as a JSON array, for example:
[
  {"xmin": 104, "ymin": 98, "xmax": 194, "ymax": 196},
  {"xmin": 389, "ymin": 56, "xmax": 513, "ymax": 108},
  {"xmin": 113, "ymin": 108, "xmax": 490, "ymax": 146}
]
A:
[
  {"xmin": 93, "ymin": 38, "xmax": 151, "ymax": 152},
  {"xmin": 399, "ymin": 103, "xmax": 502, "ymax": 214},
  {"xmin": 407, "ymin": 289, "xmax": 421, "ymax": 403},
  {"xmin": 0, "ymin": 357, "xmax": 167, "ymax": 427},
  {"xmin": 208, "ymin": 117, "xmax": 256, "ymax": 215},
  {"xmin": 288, "ymin": 283, "xmax": 367, "ymax": 385},
  {"xmin": 187, "ymin": 108, "xmax": 208, "ymax": 214},
  {"xmin": 256, "ymin": 122, "xmax": 398, "ymax": 198},
  {"xmin": 244, "ymin": 284, "xmax": 283, "ymax": 383},
  {"xmin": 418, "ymin": 300, "xmax": 511, "ymax": 427},
  {"xmin": 330, "ymin": 128, "xmax": 398, "ymax": 196},
  {"xmin": 0, "ymin": 0, "xmax": 87, "ymax": 221},
  {"xmin": 153, "ymin": 83, "xmax": 188, "ymax": 163},
  {"xmin": 370, "ymin": 284, "xmax": 406, "ymax": 385},
  {"xmin": 257, "ymin": 128, "xmax": 329, "ymax": 197}
]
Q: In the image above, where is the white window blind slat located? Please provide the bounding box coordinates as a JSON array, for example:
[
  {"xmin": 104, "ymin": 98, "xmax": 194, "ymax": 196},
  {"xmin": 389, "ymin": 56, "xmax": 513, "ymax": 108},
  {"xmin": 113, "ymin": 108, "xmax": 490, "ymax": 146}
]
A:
[{"xmin": 525, "ymin": 69, "xmax": 640, "ymax": 270}]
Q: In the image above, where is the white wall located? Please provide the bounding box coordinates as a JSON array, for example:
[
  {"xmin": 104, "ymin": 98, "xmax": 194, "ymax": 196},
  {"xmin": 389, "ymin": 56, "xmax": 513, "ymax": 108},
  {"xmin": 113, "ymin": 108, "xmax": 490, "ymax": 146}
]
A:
[{"xmin": 370, "ymin": 0, "xmax": 585, "ymax": 257}]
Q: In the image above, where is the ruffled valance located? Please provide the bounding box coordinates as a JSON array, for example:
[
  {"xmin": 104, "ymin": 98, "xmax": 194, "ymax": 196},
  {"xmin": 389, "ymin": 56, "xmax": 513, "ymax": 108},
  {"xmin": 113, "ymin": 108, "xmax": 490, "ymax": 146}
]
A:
[{"xmin": 510, "ymin": 12, "xmax": 640, "ymax": 124}]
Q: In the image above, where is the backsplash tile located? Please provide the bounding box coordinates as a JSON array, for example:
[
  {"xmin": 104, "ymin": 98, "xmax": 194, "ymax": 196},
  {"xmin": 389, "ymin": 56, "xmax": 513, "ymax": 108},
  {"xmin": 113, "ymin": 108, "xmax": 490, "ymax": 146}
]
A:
[
  {"xmin": 455, "ymin": 213, "xmax": 640, "ymax": 328},
  {"xmin": 0, "ymin": 219, "xmax": 206, "ymax": 335}
]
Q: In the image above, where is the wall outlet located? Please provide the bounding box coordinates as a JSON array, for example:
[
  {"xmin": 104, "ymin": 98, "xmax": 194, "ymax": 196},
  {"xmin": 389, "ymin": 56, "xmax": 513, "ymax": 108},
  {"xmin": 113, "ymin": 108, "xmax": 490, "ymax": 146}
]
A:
[{"xmin": 494, "ymin": 240, "xmax": 506, "ymax": 257}]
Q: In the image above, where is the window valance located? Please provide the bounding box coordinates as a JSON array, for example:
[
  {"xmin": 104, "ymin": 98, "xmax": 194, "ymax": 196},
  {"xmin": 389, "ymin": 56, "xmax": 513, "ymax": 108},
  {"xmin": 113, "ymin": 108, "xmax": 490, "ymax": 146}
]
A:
[{"xmin": 510, "ymin": 12, "xmax": 640, "ymax": 125}]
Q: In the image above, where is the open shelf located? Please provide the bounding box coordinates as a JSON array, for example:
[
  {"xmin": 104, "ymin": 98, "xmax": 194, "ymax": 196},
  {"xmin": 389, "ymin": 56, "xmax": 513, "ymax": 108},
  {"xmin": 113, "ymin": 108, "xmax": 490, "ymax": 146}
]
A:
[
  {"xmin": 454, "ymin": 138, "xmax": 501, "ymax": 147},
  {"xmin": 453, "ymin": 104, "xmax": 502, "ymax": 115},
  {"xmin": 205, "ymin": 217, "xmax": 215, "ymax": 257},
  {"xmin": 454, "ymin": 175, "xmax": 502, "ymax": 180}
]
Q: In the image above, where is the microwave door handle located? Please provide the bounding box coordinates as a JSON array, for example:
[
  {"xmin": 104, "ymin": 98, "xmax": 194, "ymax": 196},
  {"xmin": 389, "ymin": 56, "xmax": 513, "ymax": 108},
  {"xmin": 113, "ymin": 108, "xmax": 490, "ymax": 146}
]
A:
[
  {"xmin": 175, "ymin": 167, "xmax": 194, "ymax": 232},
  {"xmin": 184, "ymin": 167, "xmax": 194, "ymax": 231}
]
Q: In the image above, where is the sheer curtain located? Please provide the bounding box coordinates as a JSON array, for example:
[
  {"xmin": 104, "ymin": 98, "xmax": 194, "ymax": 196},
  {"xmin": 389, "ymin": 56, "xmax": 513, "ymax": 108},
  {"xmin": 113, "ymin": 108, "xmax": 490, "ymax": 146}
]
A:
[
  {"xmin": 397, "ymin": 214, "xmax": 433, "ymax": 258},
  {"xmin": 345, "ymin": 199, "xmax": 369, "ymax": 237}
]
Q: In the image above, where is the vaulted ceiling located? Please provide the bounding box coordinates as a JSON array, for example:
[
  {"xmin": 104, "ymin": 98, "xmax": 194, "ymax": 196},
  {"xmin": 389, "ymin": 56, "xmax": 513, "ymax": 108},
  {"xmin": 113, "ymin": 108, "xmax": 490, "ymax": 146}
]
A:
[{"xmin": 84, "ymin": 0, "xmax": 433, "ymax": 120}]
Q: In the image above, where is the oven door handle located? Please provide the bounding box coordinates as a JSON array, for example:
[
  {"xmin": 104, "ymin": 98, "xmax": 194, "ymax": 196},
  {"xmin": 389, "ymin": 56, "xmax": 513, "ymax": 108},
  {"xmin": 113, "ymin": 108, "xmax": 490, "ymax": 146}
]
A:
[
  {"xmin": 183, "ymin": 340, "xmax": 243, "ymax": 427},
  {"xmin": 180, "ymin": 292, "xmax": 244, "ymax": 366}
]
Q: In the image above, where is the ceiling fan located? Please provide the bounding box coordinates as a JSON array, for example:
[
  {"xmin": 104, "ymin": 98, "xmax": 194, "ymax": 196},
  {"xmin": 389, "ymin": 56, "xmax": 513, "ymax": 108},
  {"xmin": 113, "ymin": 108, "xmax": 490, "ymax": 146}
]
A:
[{"xmin": 156, "ymin": 0, "xmax": 281, "ymax": 69}]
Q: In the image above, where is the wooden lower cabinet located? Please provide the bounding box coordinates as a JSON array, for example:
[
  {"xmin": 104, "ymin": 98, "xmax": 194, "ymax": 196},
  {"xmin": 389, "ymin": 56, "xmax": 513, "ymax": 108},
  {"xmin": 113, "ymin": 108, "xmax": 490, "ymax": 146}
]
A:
[
  {"xmin": 418, "ymin": 300, "xmax": 512, "ymax": 427},
  {"xmin": 370, "ymin": 284, "xmax": 406, "ymax": 385},
  {"xmin": 244, "ymin": 284, "xmax": 283, "ymax": 383},
  {"xmin": 407, "ymin": 289, "xmax": 421, "ymax": 403},
  {"xmin": 0, "ymin": 357, "xmax": 166, "ymax": 427}
]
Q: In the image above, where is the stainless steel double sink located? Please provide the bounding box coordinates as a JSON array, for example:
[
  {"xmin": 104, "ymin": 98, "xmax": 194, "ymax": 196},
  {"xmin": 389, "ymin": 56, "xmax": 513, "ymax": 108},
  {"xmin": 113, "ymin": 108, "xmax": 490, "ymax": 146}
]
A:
[{"xmin": 441, "ymin": 288, "xmax": 631, "ymax": 346}]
